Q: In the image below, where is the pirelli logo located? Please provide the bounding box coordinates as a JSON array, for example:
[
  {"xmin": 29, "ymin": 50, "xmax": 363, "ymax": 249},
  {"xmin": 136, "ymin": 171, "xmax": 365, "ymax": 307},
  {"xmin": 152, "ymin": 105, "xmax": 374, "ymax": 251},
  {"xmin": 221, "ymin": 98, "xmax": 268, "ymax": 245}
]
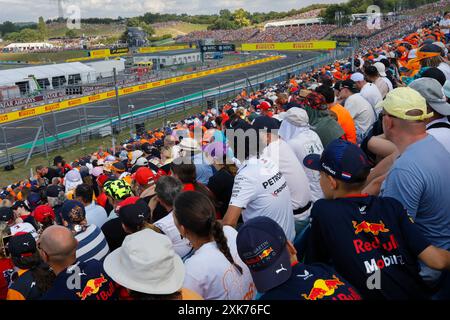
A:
[
  {"xmin": 0, "ymin": 115, "xmax": 8, "ymax": 122},
  {"xmin": 68, "ymin": 99, "xmax": 81, "ymax": 106},
  {"xmin": 107, "ymin": 92, "xmax": 115, "ymax": 97},
  {"xmin": 88, "ymin": 95, "xmax": 100, "ymax": 102},
  {"xmin": 123, "ymin": 88, "xmax": 134, "ymax": 93},
  {"xmin": 19, "ymin": 109, "xmax": 36, "ymax": 117},
  {"xmin": 45, "ymin": 104, "xmax": 60, "ymax": 111},
  {"xmin": 139, "ymin": 85, "xmax": 147, "ymax": 90},
  {"xmin": 256, "ymin": 44, "xmax": 275, "ymax": 50}
]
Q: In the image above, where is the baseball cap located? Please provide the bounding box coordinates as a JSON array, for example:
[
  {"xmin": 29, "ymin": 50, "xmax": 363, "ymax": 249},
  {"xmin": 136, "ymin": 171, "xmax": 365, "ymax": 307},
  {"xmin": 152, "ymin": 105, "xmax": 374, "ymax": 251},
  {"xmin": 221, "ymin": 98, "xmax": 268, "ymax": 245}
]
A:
[
  {"xmin": 258, "ymin": 101, "xmax": 272, "ymax": 111},
  {"xmin": 134, "ymin": 157, "xmax": 148, "ymax": 167},
  {"xmin": 373, "ymin": 62, "xmax": 387, "ymax": 77},
  {"xmin": 409, "ymin": 77, "xmax": 450, "ymax": 116},
  {"xmin": 283, "ymin": 107, "xmax": 309, "ymax": 127},
  {"xmin": 133, "ymin": 167, "xmax": 157, "ymax": 186},
  {"xmin": 91, "ymin": 166, "xmax": 104, "ymax": 177},
  {"xmin": 379, "ymin": 87, "xmax": 433, "ymax": 121},
  {"xmin": 8, "ymin": 232, "xmax": 36, "ymax": 258},
  {"xmin": 10, "ymin": 222, "xmax": 38, "ymax": 240},
  {"xmin": 103, "ymin": 180, "xmax": 133, "ymax": 201},
  {"xmin": 303, "ymin": 139, "xmax": 371, "ymax": 183},
  {"xmin": 118, "ymin": 197, "xmax": 150, "ymax": 230},
  {"xmin": 141, "ymin": 143, "xmax": 152, "ymax": 154},
  {"xmin": 111, "ymin": 161, "xmax": 126, "ymax": 173},
  {"xmin": 103, "ymin": 228, "xmax": 184, "ymax": 295},
  {"xmin": 32, "ymin": 205, "xmax": 55, "ymax": 223},
  {"xmin": 335, "ymin": 80, "xmax": 358, "ymax": 93},
  {"xmin": 421, "ymin": 67, "xmax": 446, "ymax": 86},
  {"xmin": 130, "ymin": 150, "xmax": 144, "ymax": 165},
  {"xmin": 0, "ymin": 206, "xmax": 13, "ymax": 222},
  {"xmin": 61, "ymin": 200, "xmax": 86, "ymax": 224},
  {"xmin": 350, "ymin": 72, "xmax": 365, "ymax": 82},
  {"xmin": 236, "ymin": 216, "xmax": 291, "ymax": 293}
]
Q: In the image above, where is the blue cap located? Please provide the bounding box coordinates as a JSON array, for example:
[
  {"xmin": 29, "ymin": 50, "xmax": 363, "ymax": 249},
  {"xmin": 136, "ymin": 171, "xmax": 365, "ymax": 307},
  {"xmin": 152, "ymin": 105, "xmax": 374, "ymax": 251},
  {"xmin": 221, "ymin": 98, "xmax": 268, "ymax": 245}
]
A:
[
  {"xmin": 303, "ymin": 139, "xmax": 371, "ymax": 183},
  {"xmin": 236, "ymin": 216, "xmax": 291, "ymax": 293},
  {"xmin": 61, "ymin": 200, "xmax": 86, "ymax": 225}
]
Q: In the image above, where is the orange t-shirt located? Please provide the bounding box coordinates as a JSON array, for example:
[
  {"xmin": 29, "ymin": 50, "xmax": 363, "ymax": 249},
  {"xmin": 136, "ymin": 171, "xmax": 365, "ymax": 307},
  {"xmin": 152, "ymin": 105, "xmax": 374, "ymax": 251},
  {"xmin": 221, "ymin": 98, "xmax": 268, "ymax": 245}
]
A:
[{"xmin": 329, "ymin": 104, "xmax": 357, "ymax": 144}]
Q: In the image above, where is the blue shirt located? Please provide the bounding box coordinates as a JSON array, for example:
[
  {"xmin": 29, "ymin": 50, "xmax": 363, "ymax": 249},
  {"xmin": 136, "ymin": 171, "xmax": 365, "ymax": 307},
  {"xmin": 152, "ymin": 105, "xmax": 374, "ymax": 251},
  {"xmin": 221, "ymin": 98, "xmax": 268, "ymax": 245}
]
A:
[
  {"xmin": 258, "ymin": 263, "xmax": 361, "ymax": 301},
  {"xmin": 192, "ymin": 152, "xmax": 214, "ymax": 185},
  {"xmin": 306, "ymin": 195, "xmax": 431, "ymax": 300},
  {"xmin": 381, "ymin": 135, "xmax": 450, "ymax": 283},
  {"xmin": 41, "ymin": 260, "xmax": 117, "ymax": 300}
]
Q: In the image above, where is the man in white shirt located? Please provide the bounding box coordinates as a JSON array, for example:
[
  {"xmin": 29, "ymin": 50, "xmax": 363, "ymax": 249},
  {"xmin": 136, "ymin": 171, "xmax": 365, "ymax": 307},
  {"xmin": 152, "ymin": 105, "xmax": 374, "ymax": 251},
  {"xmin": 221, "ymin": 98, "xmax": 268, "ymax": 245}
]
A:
[
  {"xmin": 440, "ymin": 12, "xmax": 450, "ymax": 42},
  {"xmin": 374, "ymin": 62, "xmax": 393, "ymax": 92},
  {"xmin": 152, "ymin": 176, "xmax": 193, "ymax": 260},
  {"xmin": 75, "ymin": 184, "xmax": 108, "ymax": 228},
  {"xmin": 254, "ymin": 116, "xmax": 312, "ymax": 219},
  {"xmin": 335, "ymin": 80, "xmax": 377, "ymax": 143},
  {"xmin": 410, "ymin": 78, "xmax": 450, "ymax": 153},
  {"xmin": 351, "ymin": 72, "xmax": 383, "ymax": 110},
  {"xmin": 279, "ymin": 108, "xmax": 324, "ymax": 202},
  {"xmin": 223, "ymin": 121, "xmax": 296, "ymax": 241}
]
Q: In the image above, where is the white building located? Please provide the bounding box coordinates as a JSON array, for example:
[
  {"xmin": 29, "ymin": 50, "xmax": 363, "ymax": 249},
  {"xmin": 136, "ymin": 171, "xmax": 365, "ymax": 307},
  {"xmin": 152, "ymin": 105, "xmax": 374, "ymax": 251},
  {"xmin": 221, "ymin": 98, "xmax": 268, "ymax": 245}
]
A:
[
  {"xmin": 84, "ymin": 58, "xmax": 126, "ymax": 79},
  {"xmin": 134, "ymin": 49, "xmax": 201, "ymax": 68},
  {"xmin": 264, "ymin": 18, "xmax": 323, "ymax": 29},
  {"xmin": 0, "ymin": 62, "xmax": 96, "ymax": 94},
  {"xmin": 3, "ymin": 42, "xmax": 55, "ymax": 52}
]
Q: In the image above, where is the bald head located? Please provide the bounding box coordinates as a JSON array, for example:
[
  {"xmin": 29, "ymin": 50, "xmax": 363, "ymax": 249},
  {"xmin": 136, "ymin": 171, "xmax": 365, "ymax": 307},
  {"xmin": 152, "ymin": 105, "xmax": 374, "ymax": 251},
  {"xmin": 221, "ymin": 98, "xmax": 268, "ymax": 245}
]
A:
[{"xmin": 39, "ymin": 225, "xmax": 77, "ymax": 264}]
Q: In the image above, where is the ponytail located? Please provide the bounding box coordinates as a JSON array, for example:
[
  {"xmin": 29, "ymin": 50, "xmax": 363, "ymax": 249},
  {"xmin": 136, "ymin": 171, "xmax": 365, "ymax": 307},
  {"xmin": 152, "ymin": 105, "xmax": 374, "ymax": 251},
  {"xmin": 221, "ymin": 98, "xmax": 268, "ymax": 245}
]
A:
[
  {"xmin": 212, "ymin": 220, "xmax": 242, "ymax": 275},
  {"xmin": 174, "ymin": 191, "xmax": 242, "ymax": 275}
]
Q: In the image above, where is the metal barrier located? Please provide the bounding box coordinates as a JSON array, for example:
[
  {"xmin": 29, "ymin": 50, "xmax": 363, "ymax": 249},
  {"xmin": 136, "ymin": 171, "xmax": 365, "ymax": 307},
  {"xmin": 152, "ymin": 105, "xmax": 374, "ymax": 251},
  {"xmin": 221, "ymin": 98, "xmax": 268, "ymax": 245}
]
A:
[{"xmin": 0, "ymin": 48, "xmax": 350, "ymax": 169}]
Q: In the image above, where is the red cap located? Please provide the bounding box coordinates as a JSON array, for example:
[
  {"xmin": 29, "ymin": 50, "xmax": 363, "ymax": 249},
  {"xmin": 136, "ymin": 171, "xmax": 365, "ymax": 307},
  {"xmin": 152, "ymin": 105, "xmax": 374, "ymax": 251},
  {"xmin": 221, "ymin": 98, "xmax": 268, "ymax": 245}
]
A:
[
  {"xmin": 32, "ymin": 205, "xmax": 55, "ymax": 223},
  {"xmin": 258, "ymin": 101, "xmax": 272, "ymax": 111},
  {"xmin": 133, "ymin": 167, "xmax": 157, "ymax": 186},
  {"xmin": 97, "ymin": 174, "xmax": 110, "ymax": 188}
]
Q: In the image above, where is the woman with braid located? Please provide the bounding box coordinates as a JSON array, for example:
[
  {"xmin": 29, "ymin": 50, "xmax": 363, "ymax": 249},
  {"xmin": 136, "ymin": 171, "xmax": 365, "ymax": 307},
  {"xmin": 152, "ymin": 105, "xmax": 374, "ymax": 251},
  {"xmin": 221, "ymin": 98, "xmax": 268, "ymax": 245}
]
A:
[{"xmin": 173, "ymin": 191, "xmax": 255, "ymax": 300}]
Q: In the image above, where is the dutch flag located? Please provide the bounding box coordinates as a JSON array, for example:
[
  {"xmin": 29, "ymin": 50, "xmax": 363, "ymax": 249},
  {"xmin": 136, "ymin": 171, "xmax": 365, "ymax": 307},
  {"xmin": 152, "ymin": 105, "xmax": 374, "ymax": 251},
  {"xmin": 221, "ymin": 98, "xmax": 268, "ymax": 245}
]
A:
[{"xmin": 341, "ymin": 172, "xmax": 352, "ymax": 180}]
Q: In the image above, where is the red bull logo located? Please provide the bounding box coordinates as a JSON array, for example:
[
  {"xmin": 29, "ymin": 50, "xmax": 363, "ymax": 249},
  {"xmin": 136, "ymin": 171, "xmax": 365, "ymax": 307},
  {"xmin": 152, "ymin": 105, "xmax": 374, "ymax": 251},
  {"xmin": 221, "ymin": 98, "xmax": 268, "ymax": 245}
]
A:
[
  {"xmin": 302, "ymin": 275, "xmax": 344, "ymax": 300},
  {"xmin": 76, "ymin": 274, "xmax": 107, "ymax": 300},
  {"xmin": 259, "ymin": 247, "xmax": 273, "ymax": 260},
  {"xmin": 352, "ymin": 220, "xmax": 390, "ymax": 235}
]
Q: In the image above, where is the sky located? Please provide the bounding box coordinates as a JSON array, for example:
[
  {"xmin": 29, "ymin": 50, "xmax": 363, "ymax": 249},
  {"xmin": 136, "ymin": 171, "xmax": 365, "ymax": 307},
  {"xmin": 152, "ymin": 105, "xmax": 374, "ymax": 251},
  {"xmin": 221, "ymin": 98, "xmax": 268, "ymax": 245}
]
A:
[{"xmin": 0, "ymin": 0, "xmax": 343, "ymax": 23}]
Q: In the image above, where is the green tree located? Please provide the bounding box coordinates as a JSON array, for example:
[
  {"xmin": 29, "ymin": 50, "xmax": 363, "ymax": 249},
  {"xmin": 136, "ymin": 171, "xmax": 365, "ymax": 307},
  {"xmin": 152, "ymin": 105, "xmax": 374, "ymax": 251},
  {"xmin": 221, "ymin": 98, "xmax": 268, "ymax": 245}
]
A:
[
  {"xmin": 37, "ymin": 16, "xmax": 48, "ymax": 41},
  {"xmin": 208, "ymin": 18, "xmax": 238, "ymax": 30},
  {"xmin": 232, "ymin": 8, "xmax": 251, "ymax": 27},
  {"xmin": 65, "ymin": 29, "xmax": 77, "ymax": 38},
  {"xmin": 219, "ymin": 9, "xmax": 232, "ymax": 20}
]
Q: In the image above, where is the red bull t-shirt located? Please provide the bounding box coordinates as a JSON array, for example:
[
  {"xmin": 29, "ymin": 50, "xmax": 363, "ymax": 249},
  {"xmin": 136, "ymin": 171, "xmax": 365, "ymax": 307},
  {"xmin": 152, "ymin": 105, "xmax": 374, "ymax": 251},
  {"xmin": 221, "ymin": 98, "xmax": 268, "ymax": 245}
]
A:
[
  {"xmin": 305, "ymin": 194, "xmax": 432, "ymax": 300},
  {"xmin": 41, "ymin": 259, "xmax": 117, "ymax": 300},
  {"xmin": 259, "ymin": 262, "xmax": 362, "ymax": 301}
]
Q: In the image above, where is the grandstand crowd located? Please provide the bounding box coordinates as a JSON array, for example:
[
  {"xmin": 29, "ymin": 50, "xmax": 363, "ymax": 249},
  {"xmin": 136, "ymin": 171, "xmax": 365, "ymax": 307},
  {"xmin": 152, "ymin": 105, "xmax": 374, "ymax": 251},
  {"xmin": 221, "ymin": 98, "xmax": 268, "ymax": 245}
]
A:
[{"xmin": 2, "ymin": 8, "xmax": 450, "ymax": 301}]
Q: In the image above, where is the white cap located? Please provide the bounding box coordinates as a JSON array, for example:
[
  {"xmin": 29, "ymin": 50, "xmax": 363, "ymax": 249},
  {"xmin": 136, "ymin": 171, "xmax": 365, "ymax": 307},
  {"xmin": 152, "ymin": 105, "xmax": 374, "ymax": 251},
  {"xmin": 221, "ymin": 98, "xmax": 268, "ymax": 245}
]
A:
[
  {"xmin": 350, "ymin": 72, "xmax": 365, "ymax": 82},
  {"xmin": 135, "ymin": 157, "xmax": 148, "ymax": 167},
  {"xmin": 284, "ymin": 107, "xmax": 309, "ymax": 126},
  {"xmin": 10, "ymin": 222, "xmax": 39, "ymax": 240},
  {"xmin": 130, "ymin": 150, "xmax": 144, "ymax": 165},
  {"xmin": 103, "ymin": 229, "xmax": 185, "ymax": 294},
  {"xmin": 374, "ymin": 62, "xmax": 387, "ymax": 77}
]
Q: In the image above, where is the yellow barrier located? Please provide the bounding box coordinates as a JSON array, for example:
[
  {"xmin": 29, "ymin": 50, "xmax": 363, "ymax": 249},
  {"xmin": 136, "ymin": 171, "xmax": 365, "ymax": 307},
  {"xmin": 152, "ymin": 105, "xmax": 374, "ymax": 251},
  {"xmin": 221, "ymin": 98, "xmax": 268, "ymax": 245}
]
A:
[
  {"xmin": 0, "ymin": 56, "xmax": 282, "ymax": 124},
  {"xmin": 241, "ymin": 41, "xmax": 336, "ymax": 51},
  {"xmin": 137, "ymin": 45, "xmax": 190, "ymax": 54}
]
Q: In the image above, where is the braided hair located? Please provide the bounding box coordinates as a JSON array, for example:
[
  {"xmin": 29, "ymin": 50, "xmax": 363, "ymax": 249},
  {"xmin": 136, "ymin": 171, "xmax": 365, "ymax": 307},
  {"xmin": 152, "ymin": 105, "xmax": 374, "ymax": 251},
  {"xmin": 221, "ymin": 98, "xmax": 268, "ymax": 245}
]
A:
[{"xmin": 174, "ymin": 191, "xmax": 242, "ymax": 275}]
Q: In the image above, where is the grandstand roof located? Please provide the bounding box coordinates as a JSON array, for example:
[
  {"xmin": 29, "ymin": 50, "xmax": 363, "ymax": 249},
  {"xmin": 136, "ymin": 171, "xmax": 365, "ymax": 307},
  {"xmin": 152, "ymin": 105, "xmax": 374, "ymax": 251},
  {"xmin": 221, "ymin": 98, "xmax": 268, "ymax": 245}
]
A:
[
  {"xmin": 4, "ymin": 42, "xmax": 54, "ymax": 48},
  {"xmin": 264, "ymin": 18, "xmax": 323, "ymax": 29},
  {"xmin": 0, "ymin": 62, "xmax": 95, "ymax": 86}
]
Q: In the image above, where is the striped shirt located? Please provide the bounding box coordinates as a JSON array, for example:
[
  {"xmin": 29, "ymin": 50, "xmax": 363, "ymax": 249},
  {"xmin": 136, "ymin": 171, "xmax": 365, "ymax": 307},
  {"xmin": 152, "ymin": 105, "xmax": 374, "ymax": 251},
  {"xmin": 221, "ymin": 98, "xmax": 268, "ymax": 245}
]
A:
[{"xmin": 75, "ymin": 225, "xmax": 109, "ymax": 263}]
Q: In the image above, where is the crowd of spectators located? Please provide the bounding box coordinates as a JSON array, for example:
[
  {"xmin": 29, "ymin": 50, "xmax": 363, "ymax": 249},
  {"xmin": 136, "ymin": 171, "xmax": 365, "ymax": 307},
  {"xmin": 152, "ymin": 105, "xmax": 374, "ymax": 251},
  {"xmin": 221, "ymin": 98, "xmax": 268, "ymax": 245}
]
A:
[{"xmin": 1, "ymin": 8, "xmax": 450, "ymax": 302}]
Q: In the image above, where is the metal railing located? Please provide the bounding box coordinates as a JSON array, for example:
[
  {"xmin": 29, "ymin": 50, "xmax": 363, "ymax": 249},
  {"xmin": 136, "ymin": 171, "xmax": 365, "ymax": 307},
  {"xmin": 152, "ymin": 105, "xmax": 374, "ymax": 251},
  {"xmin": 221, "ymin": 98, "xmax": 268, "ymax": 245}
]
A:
[{"xmin": 0, "ymin": 49, "xmax": 350, "ymax": 169}]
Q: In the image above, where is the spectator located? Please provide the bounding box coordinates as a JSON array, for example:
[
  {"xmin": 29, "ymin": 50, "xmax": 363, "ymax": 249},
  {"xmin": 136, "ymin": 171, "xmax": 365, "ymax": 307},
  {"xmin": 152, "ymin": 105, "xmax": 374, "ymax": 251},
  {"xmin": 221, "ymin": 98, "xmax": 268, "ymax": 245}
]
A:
[
  {"xmin": 39, "ymin": 226, "xmax": 117, "ymax": 300},
  {"xmin": 46, "ymin": 184, "xmax": 66, "ymax": 225},
  {"xmin": 303, "ymin": 92, "xmax": 345, "ymax": 147},
  {"xmin": 32, "ymin": 205, "xmax": 56, "ymax": 234},
  {"xmin": 374, "ymin": 62, "xmax": 394, "ymax": 92},
  {"xmin": 53, "ymin": 156, "xmax": 72, "ymax": 177},
  {"xmin": 237, "ymin": 216, "xmax": 361, "ymax": 300},
  {"xmin": 75, "ymin": 184, "xmax": 108, "ymax": 228},
  {"xmin": 204, "ymin": 142, "xmax": 236, "ymax": 218},
  {"xmin": 104, "ymin": 228, "xmax": 202, "ymax": 300},
  {"xmin": 223, "ymin": 125, "xmax": 296, "ymax": 242},
  {"xmin": 64, "ymin": 169, "xmax": 83, "ymax": 195},
  {"xmin": 351, "ymin": 72, "xmax": 383, "ymax": 112},
  {"xmin": 316, "ymin": 84, "xmax": 357, "ymax": 144},
  {"xmin": 174, "ymin": 191, "xmax": 255, "ymax": 300},
  {"xmin": 365, "ymin": 65, "xmax": 390, "ymax": 99},
  {"xmin": 279, "ymin": 108, "xmax": 324, "ymax": 202},
  {"xmin": 6, "ymin": 233, "xmax": 54, "ymax": 300},
  {"xmin": 335, "ymin": 80, "xmax": 376, "ymax": 142},
  {"xmin": 253, "ymin": 116, "xmax": 312, "ymax": 231},
  {"xmin": 35, "ymin": 165, "xmax": 61, "ymax": 186},
  {"xmin": 380, "ymin": 88, "xmax": 450, "ymax": 298},
  {"xmin": 178, "ymin": 138, "xmax": 214, "ymax": 185},
  {"xmin": 61, "ymin": 200, "xmax": 109, "ymax": 263},
  {"xmin": 304, "ymin": 139, "xmax": 450, "ymax": 299},
  {"xmin": 409, "ymin": 77, "xmax": 450, "ymax": 153},
  {"xmin": 11, "ymin": 201, "xmax": 38, "ymax": 231},
  {"xmin": 101, "ymin": 180, "xmax": 134, "ymax": 251}
]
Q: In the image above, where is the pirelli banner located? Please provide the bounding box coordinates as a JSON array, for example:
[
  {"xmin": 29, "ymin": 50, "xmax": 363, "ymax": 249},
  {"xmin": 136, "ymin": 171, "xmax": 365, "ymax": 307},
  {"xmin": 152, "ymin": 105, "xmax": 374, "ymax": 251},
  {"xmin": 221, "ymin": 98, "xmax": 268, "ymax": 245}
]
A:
[
  {"xmin": 0, "ymin": 56, "xmax": 282, "ymax": 124},
  {"xmin": 241, "ymin": 41, "xmax": 337, "ymax": 51},
  {"xmin": 137, "ymin": 45, "xmax": 190, "ymax": 54}
]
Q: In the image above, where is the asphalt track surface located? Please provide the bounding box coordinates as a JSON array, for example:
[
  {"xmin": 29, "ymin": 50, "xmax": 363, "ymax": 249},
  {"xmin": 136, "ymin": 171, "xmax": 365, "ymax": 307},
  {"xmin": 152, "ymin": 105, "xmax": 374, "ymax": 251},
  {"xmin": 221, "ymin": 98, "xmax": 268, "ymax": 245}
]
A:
[{"xmin": 2, "ymin": 51, "xmax": 317, "ymax": 149}]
